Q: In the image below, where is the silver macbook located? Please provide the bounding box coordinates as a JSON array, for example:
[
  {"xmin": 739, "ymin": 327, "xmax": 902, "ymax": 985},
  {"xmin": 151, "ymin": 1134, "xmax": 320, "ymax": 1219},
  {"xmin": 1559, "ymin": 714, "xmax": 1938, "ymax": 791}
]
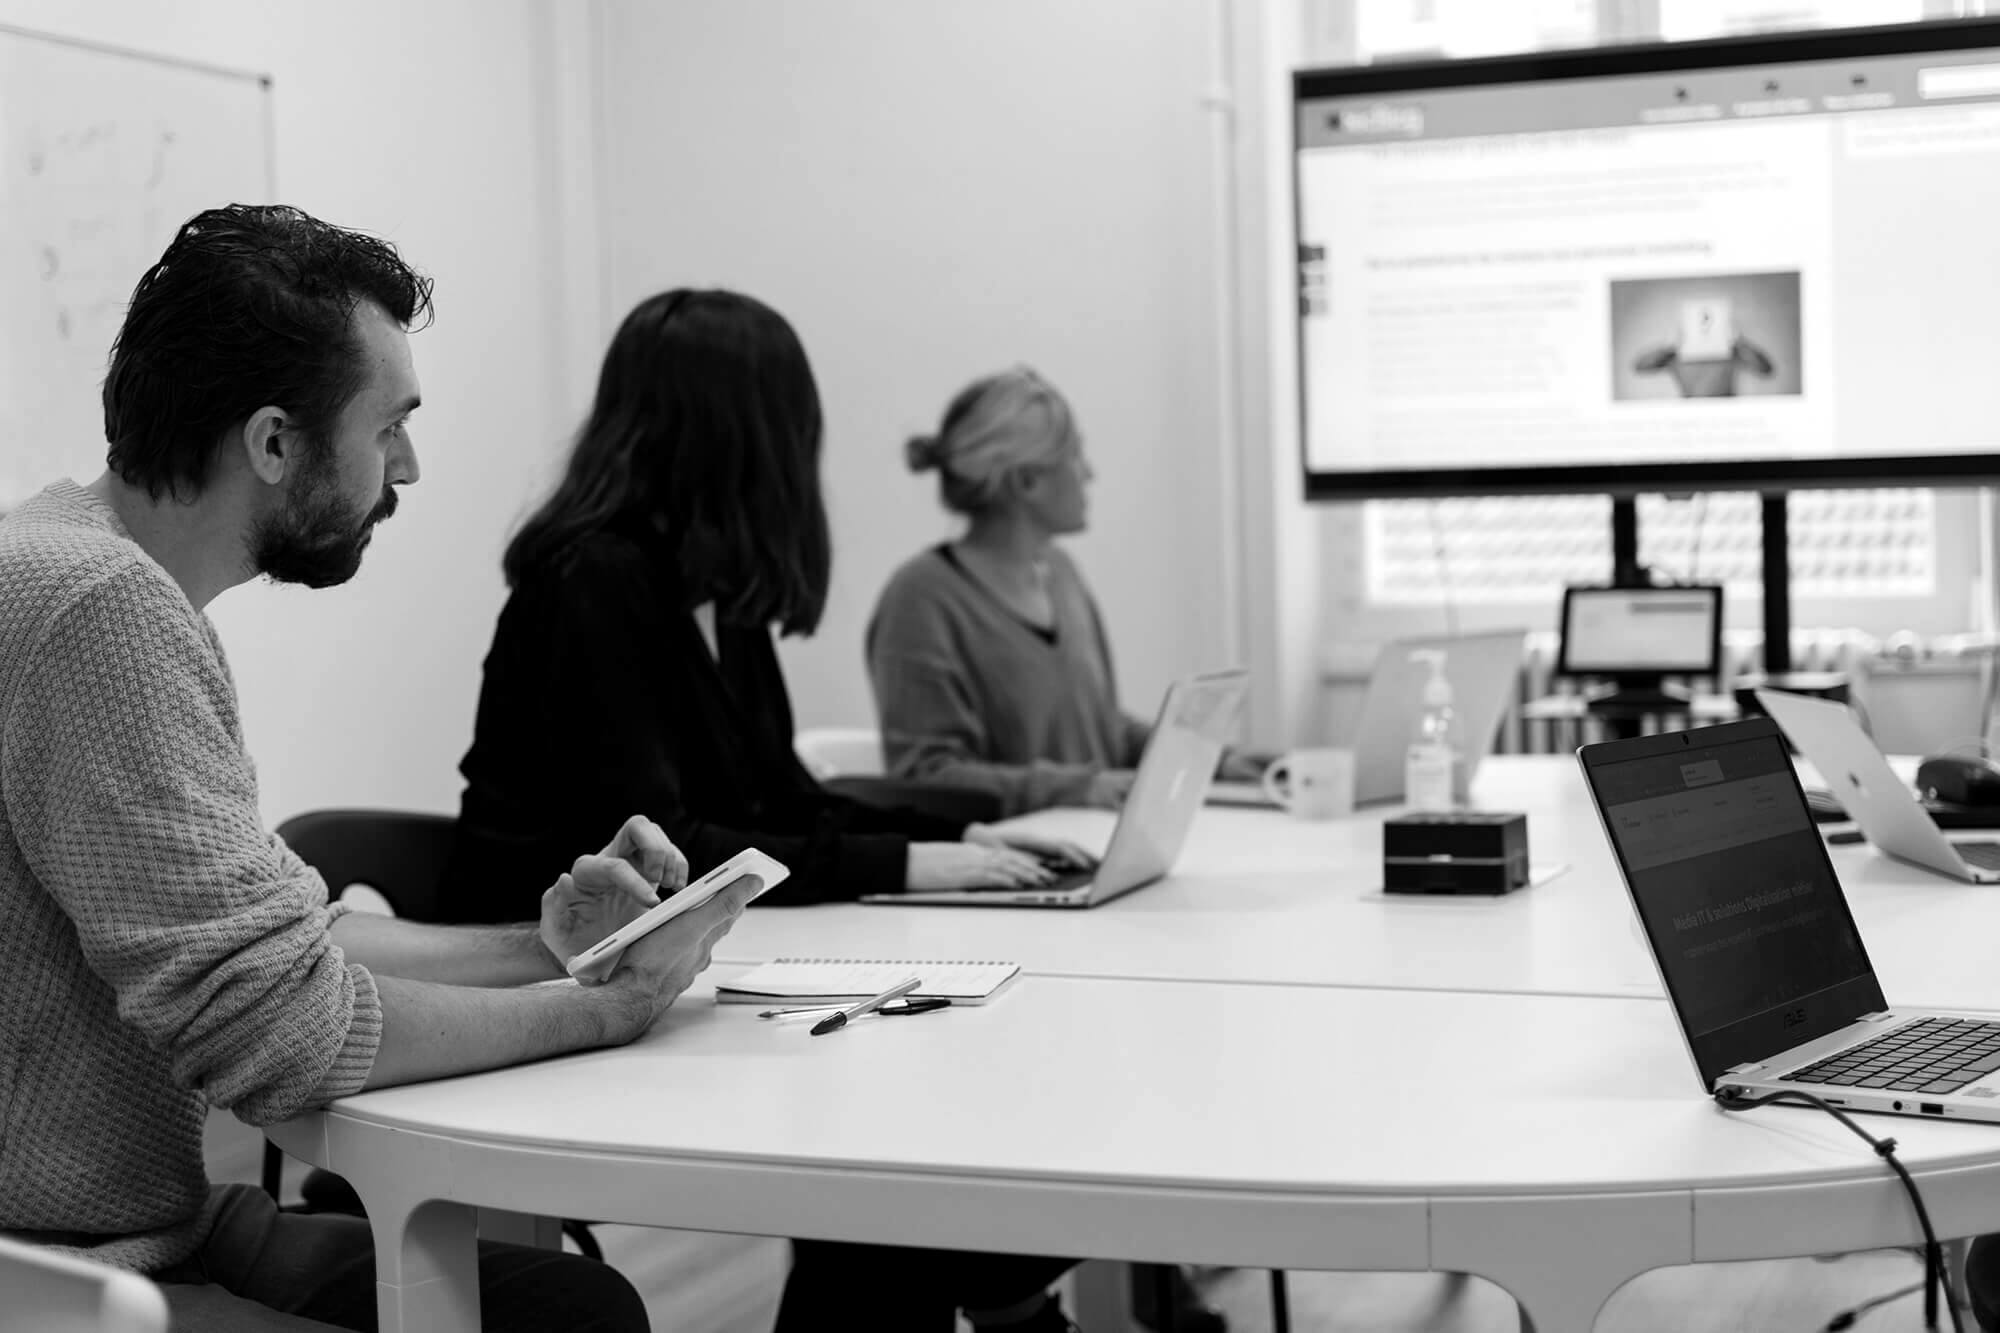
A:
[
  {"xmin": 1208, "ymin": 628, "xmax": 1526, "ymax": 808},
  {"xmin": 866, "ymin": 670, "xmax": 1248, "ymax": 909},
  {"xmin": 1580, "ymin": 717, "xmax": 2000, "ymax": 1123},
  {"xmin": 1755, "ymin": 687, "xmax": 2000, "ymax": 884}
]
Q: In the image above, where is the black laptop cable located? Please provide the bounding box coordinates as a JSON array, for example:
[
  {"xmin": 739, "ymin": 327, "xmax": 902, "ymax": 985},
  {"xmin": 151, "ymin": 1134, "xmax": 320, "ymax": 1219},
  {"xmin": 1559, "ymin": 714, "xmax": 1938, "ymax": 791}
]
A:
[
  {"xmin": 1826, "ymin": 1278, "xmax": 1926, "ymax": 1330},
  {"xmin": 1714, "ymin": 1086, "xmax": 1965, "ymax": 1332}
]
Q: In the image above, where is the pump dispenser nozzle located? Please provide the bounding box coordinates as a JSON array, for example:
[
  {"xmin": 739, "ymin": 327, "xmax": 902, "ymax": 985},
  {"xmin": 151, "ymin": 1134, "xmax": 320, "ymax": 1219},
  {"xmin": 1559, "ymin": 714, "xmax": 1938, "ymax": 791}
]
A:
[{"xmin": 1409, "ymin": 649, "xmax": 1453, "ymax": 709}]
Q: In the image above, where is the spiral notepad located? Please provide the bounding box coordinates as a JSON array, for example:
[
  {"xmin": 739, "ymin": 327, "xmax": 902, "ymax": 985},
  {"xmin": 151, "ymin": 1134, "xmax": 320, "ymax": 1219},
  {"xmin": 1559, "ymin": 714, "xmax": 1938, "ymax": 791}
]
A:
[{"xmin": 716, "ymin": 957, "xmax": 1020, "ymax": 1005}]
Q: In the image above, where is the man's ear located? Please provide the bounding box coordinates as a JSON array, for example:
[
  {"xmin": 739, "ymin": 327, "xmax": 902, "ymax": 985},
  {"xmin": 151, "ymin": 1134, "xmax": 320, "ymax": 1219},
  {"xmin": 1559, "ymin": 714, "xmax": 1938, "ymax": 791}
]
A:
[{"xmin": 239, "ymin": 406, "xmax": 296, "ymax": 486}]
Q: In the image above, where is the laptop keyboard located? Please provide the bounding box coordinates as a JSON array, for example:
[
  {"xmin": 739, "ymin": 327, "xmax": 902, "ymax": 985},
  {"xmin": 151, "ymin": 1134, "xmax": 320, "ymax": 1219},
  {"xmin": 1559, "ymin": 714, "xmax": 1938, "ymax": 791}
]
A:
[
  {"xmin": 1783, "ymin": 1016, "xmax": 2000, "ymax": 1094},
  {"xmin": 1038, "ymin": 860, "xmax": 1094, "ymax": 893},
  {"xmin": 1954, "ymin": 842, "xmax": 2000, "ymax": 871}
]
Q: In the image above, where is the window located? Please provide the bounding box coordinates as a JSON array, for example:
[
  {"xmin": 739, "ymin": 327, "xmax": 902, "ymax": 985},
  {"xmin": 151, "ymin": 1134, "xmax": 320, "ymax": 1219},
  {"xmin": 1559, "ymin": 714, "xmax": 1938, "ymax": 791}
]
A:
[{"xmin": 1365, "ymin": 489, "xmax": 1935, "ymax": 606}]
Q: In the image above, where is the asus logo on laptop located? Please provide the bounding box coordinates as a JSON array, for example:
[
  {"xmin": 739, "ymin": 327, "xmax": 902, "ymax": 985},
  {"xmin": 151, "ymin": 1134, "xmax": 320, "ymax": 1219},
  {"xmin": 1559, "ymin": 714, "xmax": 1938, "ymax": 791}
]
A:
[{"xmin": 1782, "ymin": 1007, "xmax": 1808, "ymax": 1029}]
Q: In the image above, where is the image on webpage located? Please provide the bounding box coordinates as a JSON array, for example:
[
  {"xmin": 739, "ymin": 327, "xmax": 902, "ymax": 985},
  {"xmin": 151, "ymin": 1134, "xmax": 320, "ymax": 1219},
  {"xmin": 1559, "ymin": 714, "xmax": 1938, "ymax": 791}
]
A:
[{"xmin": 1609, "ymin": 270, "xmax": 1802, "ymax": 401}]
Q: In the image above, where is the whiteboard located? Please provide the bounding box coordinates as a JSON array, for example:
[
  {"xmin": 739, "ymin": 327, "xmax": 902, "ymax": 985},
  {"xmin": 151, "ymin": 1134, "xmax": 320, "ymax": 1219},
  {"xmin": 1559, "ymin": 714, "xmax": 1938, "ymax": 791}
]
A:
[{"xmin": 0, "ymin": 26, "xmax": 272, "ymax": 509}]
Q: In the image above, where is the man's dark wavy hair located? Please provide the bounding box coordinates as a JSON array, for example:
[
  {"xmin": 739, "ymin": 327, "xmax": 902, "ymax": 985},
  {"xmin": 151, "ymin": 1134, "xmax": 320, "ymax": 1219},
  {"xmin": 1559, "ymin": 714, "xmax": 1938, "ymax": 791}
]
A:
[
  {"xmin": 504, "ymin": 289, "xmax": 832, "ymax": 637},
  {"xmin": 102, "ymin": 203, "xmax": 434, "ymax": 500}
]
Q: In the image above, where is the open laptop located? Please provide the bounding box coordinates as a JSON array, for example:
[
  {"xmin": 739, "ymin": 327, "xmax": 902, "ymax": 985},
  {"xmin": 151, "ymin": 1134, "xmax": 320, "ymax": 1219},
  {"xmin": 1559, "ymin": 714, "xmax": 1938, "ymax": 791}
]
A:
[
  {"xmin": 1754, "ymin": 687, "xmax": 2000, "ymax": 885},
  {"xmin": 1209, "ymin": 628, "xmax": 1526, "ymax": 808},
  {"xmin": 1579, "ymin": 717, "xmax": 2000, "ymax": 1122},
  {"xmin": 866, "ymin": 669, "xmax": 1248, "ymax": 909}
]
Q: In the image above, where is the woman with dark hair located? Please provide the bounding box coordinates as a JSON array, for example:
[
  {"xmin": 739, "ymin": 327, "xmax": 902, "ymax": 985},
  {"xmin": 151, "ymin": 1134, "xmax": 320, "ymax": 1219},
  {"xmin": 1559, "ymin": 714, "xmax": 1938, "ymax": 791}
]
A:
[
  {"xmin": 440, "ymin": 290, "xmax": 1080, "ymax": 1332},
  {"xmin": 442, "ymin": 291, "xmax": 1076, "ymax": 919}
]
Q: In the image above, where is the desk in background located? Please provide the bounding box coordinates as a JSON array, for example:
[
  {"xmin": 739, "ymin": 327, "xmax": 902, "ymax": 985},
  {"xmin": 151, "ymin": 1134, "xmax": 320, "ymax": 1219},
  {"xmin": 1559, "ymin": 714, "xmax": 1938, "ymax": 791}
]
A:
[
  {"xmin": 722, "ymin": 754, "xmax": 2000, "ymax": 1012},
  {"xmin": 1519, "ymin": 670, "xmax": 1854, "ymax": 750},
  {"xmin": 1519, "ymin": 691, "xmax": 1740, "ymax": 750}
]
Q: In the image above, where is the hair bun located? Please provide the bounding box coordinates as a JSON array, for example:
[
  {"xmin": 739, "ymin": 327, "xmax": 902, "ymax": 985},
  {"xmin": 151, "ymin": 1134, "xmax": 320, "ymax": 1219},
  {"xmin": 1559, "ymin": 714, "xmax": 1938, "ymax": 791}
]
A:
[{"xmin": 905, "ymin": 433, "xmax": 941, "ymax": 472}]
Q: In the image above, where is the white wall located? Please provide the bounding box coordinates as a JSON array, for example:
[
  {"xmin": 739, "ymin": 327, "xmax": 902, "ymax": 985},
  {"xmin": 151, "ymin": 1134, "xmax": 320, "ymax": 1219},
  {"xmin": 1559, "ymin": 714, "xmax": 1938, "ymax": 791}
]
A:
[
  {"xmin": 592, "ymin": 0, "xmax": 1251, "ymax": 734},
  {"xmin": 1247, "ymin": 0, "xmax": 1332, "ymax": 745},
  {"xmin": 0, "ymin": 0, "xmax": 1309, "ymax": 829},
  {"xmin": 0, "ymin": 0, "xmax": 587, "ymax": 822}
]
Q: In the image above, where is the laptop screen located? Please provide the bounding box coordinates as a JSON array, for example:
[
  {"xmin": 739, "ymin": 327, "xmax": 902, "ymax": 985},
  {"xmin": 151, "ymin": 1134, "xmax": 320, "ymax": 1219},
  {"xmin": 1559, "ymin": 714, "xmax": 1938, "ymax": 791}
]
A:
[
  {"xmin": 1582, "ymin": 720, "xmax": 1884, "ymax": 1087},
  {"xmin": 1557, "ymin": 585, "xmax": 1722, "ymax": 677},
  {"xmin": 1091, "ymin": 670, "xmax": 1246, "ymax": 901}
]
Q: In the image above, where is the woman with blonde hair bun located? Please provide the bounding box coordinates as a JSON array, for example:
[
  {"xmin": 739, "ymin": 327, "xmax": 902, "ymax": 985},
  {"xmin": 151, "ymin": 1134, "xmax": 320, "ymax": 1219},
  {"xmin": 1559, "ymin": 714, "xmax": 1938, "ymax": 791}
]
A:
[
  {"xmin": 867, "ymin": 366, "xmax": 1261, "ymax": 821},
  {"xmin": 872, "ymin": 372, "xmax": 1245, "ymax": 1329}
]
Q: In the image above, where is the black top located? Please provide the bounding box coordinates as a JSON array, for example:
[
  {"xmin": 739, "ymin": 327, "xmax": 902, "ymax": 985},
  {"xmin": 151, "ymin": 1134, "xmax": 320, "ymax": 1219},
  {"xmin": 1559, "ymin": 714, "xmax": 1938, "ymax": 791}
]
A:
[{"xmin": 439, "ymin": 522, "xmax": 964, "ymax": 923}]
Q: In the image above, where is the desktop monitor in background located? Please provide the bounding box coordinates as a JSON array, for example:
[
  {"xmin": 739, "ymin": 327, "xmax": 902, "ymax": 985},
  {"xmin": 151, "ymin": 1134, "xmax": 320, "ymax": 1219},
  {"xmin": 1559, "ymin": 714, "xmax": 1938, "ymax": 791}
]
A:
[{"xmin": 1556, "ymin": 584, "xmax": 1722, "ymax": 709}]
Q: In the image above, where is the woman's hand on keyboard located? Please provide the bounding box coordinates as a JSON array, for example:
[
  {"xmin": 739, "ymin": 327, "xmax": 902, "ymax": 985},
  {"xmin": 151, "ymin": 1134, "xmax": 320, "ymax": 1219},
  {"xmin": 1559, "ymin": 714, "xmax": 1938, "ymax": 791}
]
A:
[
  {"xmin": 965, "ymin": 825, "xmax": 1098, "ymax": 872},
  {"xmin": 906, "ymin": 841, "xmax": 1053, "ymax": 891}
]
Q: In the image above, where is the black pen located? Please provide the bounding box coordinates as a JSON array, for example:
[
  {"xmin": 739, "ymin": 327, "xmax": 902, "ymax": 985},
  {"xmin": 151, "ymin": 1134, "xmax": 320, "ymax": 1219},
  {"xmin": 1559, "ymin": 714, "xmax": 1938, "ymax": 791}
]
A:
[
  {"xmin": 761, "ymin": 998, "xmax": 951, "ymax": 1020},
  {"xmin": 810, "ymin": 976, "xmax": 921, "ymax": 1036}
]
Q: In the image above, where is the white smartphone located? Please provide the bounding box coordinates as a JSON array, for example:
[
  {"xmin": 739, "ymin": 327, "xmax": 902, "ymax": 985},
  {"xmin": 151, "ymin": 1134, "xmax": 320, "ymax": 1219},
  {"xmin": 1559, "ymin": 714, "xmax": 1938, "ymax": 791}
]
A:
[{"xmin": 564, "ymin": 848, "xmax": 789, "ymax": 979}]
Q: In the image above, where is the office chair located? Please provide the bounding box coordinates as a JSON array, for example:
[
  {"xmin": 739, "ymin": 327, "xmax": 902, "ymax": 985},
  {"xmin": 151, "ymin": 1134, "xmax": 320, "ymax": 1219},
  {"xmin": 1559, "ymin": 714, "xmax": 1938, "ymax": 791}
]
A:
[
  {"xmin": 263, "ymin": 808, "xmax": 602, "ymax": 1260},
  {"xmin": 0, "ymin": 1234, "xmax": 168, "ymax": 1332}
]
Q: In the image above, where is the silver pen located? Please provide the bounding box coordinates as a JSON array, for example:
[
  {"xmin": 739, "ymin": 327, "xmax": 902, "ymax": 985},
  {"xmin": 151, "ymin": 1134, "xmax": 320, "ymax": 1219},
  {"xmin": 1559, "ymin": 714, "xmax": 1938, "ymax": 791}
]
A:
[
  {"xmin": 758, "ymin": 1003, "xmax": 848, "ymax": 1021},
  {"xmin": 809, "ymin": 976, "xmax": 922, "ymax": 1036}
]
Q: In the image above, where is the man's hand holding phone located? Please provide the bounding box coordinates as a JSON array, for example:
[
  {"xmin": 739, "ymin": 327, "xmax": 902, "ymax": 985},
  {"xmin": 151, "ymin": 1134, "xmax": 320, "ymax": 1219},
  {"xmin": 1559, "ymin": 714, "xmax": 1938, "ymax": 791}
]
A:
[
  {"xmin": 590, "ymin": 870, "xmax": 767, "ymax": 1043},
  {"xmin": 563, "ymin": 846, "xmax": 788, "ymax": 1043},
  {"xmin": 565, "ymin": 846, "xmax": 787, "ymax": 975},
  {"xmin": 539, "ymin": 814, "xmax": 689, "ymax": 976}
]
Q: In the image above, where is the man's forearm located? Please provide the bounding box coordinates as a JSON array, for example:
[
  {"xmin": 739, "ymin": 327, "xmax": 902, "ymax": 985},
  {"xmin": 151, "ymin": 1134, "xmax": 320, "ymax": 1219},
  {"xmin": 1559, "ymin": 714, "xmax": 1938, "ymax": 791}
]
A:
[
  {"xmin": 332, "ymin": 911, "xmax": 560, "ymax": 987},
  {"xmin": 363, "ymin": 974, "xmax": 626, "ymax": 1090}
]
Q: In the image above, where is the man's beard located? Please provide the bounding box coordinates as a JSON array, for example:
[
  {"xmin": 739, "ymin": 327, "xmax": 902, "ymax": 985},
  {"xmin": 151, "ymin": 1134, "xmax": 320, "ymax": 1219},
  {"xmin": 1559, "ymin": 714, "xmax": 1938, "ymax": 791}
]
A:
[{"xmin": 249, "ymin": 453, "xmax": 398, "ymax": 589}]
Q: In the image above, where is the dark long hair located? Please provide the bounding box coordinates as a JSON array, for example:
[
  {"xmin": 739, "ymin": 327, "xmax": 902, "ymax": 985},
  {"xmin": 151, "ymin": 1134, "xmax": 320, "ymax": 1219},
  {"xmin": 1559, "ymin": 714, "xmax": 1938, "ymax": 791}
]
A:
[
  {"xmin": 504, "ymin": 289, "xmax": 831, "ymax": 636},
  {"xmin": 103, "ymin": 203, "xmax": 433, "ymax": 500}
]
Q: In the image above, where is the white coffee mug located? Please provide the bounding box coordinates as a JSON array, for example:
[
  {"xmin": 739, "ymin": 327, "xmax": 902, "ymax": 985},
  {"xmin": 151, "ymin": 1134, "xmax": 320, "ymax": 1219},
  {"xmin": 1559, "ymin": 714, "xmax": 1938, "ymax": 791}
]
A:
[{"xmin": 1260, "ymin": 748, "xmax": 1356, "ymax": 820}]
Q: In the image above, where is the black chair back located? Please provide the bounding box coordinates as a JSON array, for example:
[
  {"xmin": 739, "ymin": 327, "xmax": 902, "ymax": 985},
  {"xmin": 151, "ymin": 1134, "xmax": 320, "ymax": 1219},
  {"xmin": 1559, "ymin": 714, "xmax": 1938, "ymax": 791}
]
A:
[
  {"xmin": 274, "ymin": 809, "xmax": 456, "ymax": 922},
  {"xmin": 260, "ymin": 809, "xmax": 452, "ymax": 1208},
  {"xmin": 261, "ymin": 807, "xmax": 607, "ymax": 1258}
]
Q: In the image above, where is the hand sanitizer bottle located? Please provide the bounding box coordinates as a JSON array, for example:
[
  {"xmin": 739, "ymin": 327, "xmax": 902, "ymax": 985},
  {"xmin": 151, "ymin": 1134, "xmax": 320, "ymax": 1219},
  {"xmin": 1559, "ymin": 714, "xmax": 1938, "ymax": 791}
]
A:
[{"xmin": 1405, "ymin": 649, "xmax": 1462, "ymax": 812}]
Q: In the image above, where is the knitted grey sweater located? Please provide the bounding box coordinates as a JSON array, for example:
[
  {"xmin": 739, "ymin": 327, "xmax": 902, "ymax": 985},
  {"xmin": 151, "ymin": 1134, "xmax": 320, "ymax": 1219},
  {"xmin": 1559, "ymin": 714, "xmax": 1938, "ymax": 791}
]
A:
[
  {"xmin": 0, "ymin": 481, "xmax": 382, "ymax": 1273},
  {"xmin": 865, "ymin": 545, "xmax": 1151, "ymax": 816}
]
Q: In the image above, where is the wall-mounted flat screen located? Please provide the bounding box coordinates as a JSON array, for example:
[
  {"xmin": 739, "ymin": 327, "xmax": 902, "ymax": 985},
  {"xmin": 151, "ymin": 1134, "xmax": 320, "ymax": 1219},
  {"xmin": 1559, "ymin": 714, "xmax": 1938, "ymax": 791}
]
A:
[{"xmin": 1294, "ymin": 20, "xmax": 2000, "ymax": 498}]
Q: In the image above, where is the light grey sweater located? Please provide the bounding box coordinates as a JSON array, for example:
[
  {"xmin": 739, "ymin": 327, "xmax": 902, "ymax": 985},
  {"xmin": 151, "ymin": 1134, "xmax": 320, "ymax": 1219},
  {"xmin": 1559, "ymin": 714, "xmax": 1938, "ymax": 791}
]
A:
[
  {"xmin": 865, "ymin": 545, "xmax": 1150, "ymax": 815},
  {"xmin": 0, "ymin": 481, "xmax": 381, "ymax": 1274}
]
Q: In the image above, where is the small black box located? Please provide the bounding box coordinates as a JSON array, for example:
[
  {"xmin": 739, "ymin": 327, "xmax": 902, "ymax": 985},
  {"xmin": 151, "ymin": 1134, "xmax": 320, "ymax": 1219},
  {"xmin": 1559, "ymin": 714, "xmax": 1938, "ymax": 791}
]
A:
[{"xmin": 1383, "ymin": 811, "xmax": 1530, "ymax": 895}]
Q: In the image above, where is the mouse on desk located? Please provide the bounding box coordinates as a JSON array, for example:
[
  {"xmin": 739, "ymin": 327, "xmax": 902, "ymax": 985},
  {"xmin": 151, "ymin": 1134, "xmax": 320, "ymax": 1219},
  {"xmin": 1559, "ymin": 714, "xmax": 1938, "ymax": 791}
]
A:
[{"xmin": 1915, "ymin": 754, "xmax": 2000, "ymax": 807}]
